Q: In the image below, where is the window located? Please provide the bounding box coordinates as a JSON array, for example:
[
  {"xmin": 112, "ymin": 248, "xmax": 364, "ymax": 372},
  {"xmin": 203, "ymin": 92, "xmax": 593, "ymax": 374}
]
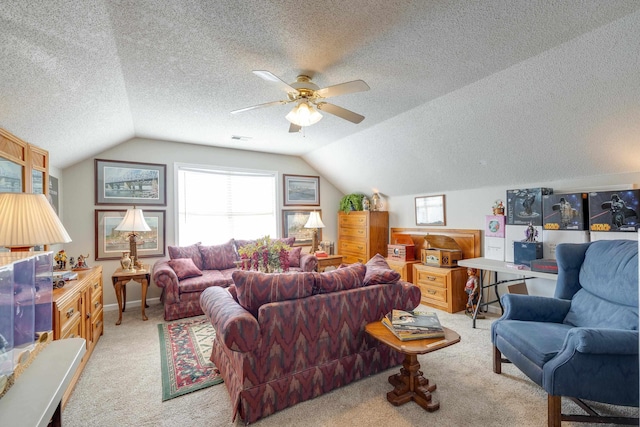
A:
[{"xmin": 176, "ymin": 164, "xmax": 277, "ymax": 245}]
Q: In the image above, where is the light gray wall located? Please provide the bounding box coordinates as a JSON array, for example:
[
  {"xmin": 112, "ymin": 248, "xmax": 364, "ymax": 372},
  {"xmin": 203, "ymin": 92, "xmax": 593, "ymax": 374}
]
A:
[
  {"xmin": 61, "ymin": 138, "xmax": 343, "ymax": 307},
  {"xmin": 387, "ymin": 171, "xmax": 640, "ymax": 305}
]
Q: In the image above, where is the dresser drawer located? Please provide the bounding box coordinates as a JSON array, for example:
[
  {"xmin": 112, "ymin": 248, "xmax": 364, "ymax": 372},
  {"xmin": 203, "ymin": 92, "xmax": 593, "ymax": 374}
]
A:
[
  {"xmin": 415, "ymin": 268, "xmax": 447, "ymax": 288},
  {"xmin": 57, "ymin": 296, "xmax": 83, "ymax": 335},
  {"xmin": 60, "ymin": 315, "xmax": 82, "ymax": 340},
  {"xmin": 341, "ymin": 254, "xmax": 366, "ymax": 264},
  {"xmin": 339, "ymin": 214, "xmax": 368, "ymax": 227},
  {"xmin": 340, "ymin": 240, "xmax": 367, "ymax": 255},
  {"xmin": 91, "ymin": 307, "xmax": 104, "ymax": 342},
  {"xmin": 339, "ymin": 226, "xmax": 367, "ymax": 239},
  {"xmin": 419, "ymin": 284, "xmax": 447, "ymax": 303},
  {"xmin": 90, "ymin": 285, "xmax": 103, "ymax": 315}
]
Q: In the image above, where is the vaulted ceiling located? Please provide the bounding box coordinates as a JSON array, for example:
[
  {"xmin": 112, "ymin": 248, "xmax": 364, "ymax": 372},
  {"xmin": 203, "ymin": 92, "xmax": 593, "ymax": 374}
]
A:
[{"xmin": 2, "ymin": 1, "xmax": 639, "ymax": 197}]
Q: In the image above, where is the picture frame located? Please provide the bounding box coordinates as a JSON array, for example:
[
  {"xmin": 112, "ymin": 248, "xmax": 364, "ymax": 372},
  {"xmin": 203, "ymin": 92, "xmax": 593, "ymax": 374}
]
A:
[
  {"xmin": 95, "ymin": 159, "xmax": 167, "ymax": 206},
  {"xmin": 95, "ymin": 209, "xmax": 166, "ymax": 260},
  {"xmin": 283, "ymin": 174, "xmax": 320, "ymax": 206},
  {"xmin": 282, "ymin": 209, "xmax": 322, "ymax": 246},
  {"xmin": 415, "ymin": 195, "xmax": 446, "ymax": 226}
]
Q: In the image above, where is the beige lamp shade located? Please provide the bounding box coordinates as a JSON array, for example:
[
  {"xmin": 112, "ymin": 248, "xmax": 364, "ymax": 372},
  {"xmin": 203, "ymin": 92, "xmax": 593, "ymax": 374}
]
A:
[
  {"xmin": 115, "ymin": 207, "xmax": 151, "ymax": 232},
  {"xmin": 304, "ymin": 211, "xmax": 326, "ymax": 229},
  {"xmin": 0, "ymin": 193, "xmax": 72, "ymax": 250}
]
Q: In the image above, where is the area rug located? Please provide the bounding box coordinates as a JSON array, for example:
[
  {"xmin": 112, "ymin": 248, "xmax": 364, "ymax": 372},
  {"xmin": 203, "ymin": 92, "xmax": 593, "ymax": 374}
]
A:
[{"xmin": 158, "ymin": 316, "xmax": 223, "ymax": 401}]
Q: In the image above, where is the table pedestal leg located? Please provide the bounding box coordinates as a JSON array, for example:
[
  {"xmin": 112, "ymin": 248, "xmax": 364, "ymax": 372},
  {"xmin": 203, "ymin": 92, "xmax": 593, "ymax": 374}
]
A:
[
  {"xmin": 387, "ymin": 353, "xmax": 439, "ymax": 411},
  {"xmin": 114, "ymin": 280, "xmax": 123, "ymax": 326},
  {"xmin": 141, "ymin": 277, "xmax": 148, "ymax": 321}
]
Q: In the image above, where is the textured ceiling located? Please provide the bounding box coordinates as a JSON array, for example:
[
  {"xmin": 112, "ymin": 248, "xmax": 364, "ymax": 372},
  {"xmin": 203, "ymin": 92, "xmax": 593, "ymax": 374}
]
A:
[{"xmin": 1, "ymin": 1, "xmax": 639, "ymax": 197}]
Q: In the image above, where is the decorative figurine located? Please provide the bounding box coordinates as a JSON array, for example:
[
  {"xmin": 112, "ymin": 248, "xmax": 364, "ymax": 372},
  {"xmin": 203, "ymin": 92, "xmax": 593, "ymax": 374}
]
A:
[
  {"xmin": 362, "ymin": 197, "xmax": 370, "ymax": 211},
  {"xmin": 75, "ymin": 253, "xmax": 90, "ymax": 270},
  {"xmin": 464, "ymin": 267, "xmax": 483, "ymax": 318},
  {"xmin": 492, "ymin": 199, "xmax": 505, "ymax": 215},
  {"xmin": 523, "ymin": 222, "xmax": 538, "ymax": 242},
  {"xmin": 54, "ymin": 250, "xmax": 67, "ymax": 270}
]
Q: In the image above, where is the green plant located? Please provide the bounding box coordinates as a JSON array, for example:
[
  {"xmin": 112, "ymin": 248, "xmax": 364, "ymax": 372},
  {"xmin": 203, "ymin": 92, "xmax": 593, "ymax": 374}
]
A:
[{"xmin": 339, "ymin": 193, "xmax": 366, "ymax": 213}]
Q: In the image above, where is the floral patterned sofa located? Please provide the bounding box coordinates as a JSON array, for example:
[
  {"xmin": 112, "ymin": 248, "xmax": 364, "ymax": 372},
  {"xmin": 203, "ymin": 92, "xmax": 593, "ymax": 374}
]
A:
[
  {"xmin": 200, "ymin": 255, "xmax": 421, "ymax": 424},
  {"xmin": 152, "ymin": 238, "xmax": 317, "ymax": 321}
]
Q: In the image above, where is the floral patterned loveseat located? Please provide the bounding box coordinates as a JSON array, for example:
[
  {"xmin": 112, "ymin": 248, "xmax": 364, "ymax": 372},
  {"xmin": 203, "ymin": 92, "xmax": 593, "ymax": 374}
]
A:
[
  {"xmin": 152, "ymin": 238, "xmax": 317, "ymax": 321},
  {"xmin": 200, "ymin": 255, "xmax": 421, "ymax": 424}
]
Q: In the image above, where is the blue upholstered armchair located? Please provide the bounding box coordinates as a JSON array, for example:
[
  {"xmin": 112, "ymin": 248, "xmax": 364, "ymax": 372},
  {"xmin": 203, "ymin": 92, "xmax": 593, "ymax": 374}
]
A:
[{"xmin": 492, "ymin": 240, "xmax": 638, "ymax": 426}]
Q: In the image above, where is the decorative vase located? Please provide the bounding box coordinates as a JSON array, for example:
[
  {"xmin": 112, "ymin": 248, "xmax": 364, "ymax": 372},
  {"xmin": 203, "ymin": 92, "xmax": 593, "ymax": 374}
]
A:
[{"xmin": 120, "ymin": 251, "xmax": 132, "ymax": 270}]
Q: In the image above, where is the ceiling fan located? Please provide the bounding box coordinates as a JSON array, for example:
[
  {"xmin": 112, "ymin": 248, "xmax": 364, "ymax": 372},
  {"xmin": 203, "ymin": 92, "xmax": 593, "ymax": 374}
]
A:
[{"xmin": 231, "ymin": 70, "xmax": 370, "ymax": 133}]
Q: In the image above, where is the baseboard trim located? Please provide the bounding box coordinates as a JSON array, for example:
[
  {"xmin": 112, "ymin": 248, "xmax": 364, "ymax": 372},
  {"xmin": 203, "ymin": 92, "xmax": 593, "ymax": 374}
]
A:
[{"xmin": 103, "ymin": 297, "xmax": 161, "ymax": 312}]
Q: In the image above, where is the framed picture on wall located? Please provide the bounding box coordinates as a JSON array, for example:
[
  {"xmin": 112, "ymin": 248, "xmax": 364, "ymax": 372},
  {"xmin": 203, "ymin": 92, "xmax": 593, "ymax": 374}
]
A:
[
  {"xmin": 283, "ymin": 174, "xmax": 320, "ymax": 206},
  {"xmin": 282, "ymin": 209, "xmax": 321, "ymax": 246},
  {"xmin": 415, "ymin": 195, "xmax": 446, "ymax": 226},
  {"xmin": 95, "ymin": 209, "xmax": 166, "ymax": 260},
  {"xmin": 95, "ymin": 159, "xmax": 167, "ymax": 206}
]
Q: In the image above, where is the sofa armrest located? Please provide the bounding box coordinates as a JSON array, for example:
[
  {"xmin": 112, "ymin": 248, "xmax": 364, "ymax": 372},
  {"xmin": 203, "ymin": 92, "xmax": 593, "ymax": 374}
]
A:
[
  {"xmin": 152, "ymin": 260, "xmax": 180, "ymax": 305},
  {"xmin": 500, "ymin": 294, "xmax": 571, "ymax": 323},
  {"xmin": 300, "ymin": 253, "xmax": 318, "ymax": 272},
  {"xmin": 200, "ymin": 286, "xmax": 260, "ymax": 353}
]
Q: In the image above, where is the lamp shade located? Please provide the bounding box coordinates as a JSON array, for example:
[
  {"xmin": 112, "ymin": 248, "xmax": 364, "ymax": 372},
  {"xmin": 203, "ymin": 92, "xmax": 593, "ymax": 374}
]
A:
[
  {"xmin": 115, "ymin": 207, "xmax": 151, "ymax": 232},
  {"xmin": 304, "ymin": 211, "xmax": 325, "ymax": 229},
  {"xmin": 286, "ymin": 102, "xmax": 323, "ymax": 127},
  {"xmin": 0, "ymin": 193, "xmax": 72, "ymax": 249}
]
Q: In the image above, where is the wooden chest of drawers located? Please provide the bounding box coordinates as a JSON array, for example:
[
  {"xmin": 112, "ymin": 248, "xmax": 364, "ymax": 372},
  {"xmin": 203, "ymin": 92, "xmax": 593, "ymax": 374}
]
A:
[
  {"xmin": 52, "ymin": 265, "xmax": 103, "ymax": 407},
  {"xmin": 337, "ymin": 211, "xmax": 389, "ymax": 264},
  {"xmin": 412, "ymin": 264, "xmax": 467, "ymax": 313},
  {"xmin": 385, "ymin": 258, "xmax": 421, "ymax": 283}
]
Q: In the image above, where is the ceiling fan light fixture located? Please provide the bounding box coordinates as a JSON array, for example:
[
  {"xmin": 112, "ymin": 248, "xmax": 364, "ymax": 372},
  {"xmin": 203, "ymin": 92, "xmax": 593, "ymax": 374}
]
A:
[{"xmin": 286, "ymin": 102, "xmax": 322, "ymax": 127}]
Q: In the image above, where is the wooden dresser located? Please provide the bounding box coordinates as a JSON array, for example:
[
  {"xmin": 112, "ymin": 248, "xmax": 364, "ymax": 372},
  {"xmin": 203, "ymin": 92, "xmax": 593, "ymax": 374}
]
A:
[
  {"xmin": 337, "ymin": 211, "xmax": 389, "ymax": 264},
  {"xmin": 389, "ymin": 228, "xmax": 481, "ymax": 313},
  {"xmin": 52, "ymin": 265, "xmax": 103, "ymax": 407},
  {"xmin": 386, "ymin": 259, "xmax": 421, "ymax": 283},
  {"xmin": 413, "ymin": 264, "xmax": 467, "ymax": 313}
]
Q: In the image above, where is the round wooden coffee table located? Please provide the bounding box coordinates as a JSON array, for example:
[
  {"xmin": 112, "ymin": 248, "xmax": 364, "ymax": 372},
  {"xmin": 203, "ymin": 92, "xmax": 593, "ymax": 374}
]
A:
[{"xmin": 365, "ymin": 321, "xmax": 460, "ymax": 411}]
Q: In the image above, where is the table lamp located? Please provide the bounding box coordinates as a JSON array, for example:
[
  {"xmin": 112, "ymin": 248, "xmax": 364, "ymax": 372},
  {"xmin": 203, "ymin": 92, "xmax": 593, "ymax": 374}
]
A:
[
  {"xmin": 304, "ymin": 211, "xmax": 325, "ymax": 253},
  {"xmin": 0, "ymin": 193, "xmax": 72, "ymax": 251},
  {"xmin": 115, "ymin": 207, "xmax": 150, "ymax": 269}
]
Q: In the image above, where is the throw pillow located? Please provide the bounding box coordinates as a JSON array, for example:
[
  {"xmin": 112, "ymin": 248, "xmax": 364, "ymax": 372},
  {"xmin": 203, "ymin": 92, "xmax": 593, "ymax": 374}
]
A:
[
  {"xmin": 314, "ymin": 263, "xmax": 366, "ymax": 294},
  {"xmin": 288, "ymin": 246, "xmax": 302, "ymax": 267},
  {"xmin": 200, "ymin": 239, "xmax": 238, "ymax": 270},
  {"xmin": 168, "ymin": 258, "xmax": 203, "ymax": 280},
  {"xmin": 233, "ymin": 270, "xmax": 315, "ymax": 317},
  {"xmin": 168, "ymin": 242, "xmax": 203, "ymax": 270},
  {"xmin": 364, "ymin": 253, "xmax": 401, "ymax": 286}
]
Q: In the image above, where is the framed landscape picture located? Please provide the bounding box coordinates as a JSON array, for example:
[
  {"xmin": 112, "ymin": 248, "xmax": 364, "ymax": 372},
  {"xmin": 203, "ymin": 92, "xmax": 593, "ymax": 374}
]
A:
[
  {"xmin": 95, "ymin": 159, "xmax": 166, "ymax": 206},
  {"xmin": 95, "ymin": 209, "xmax": 166, "ymax": 260},
  {"xmin": 283, "ymin": 174, "xmax": 320, "ymax": 206},
  {"xmin": 415, "ymin": 195, "xmax": 446, "ymax": 226},
  {"xmin": 282, "ymin": 209, "xmax": 321, "ymax": 246}
]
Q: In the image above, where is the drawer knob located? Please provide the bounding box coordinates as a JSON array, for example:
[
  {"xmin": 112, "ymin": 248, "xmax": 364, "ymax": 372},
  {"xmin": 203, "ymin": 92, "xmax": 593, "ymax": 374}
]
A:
[
  {"xmin": 427, "ymin": 290, "xmax": 437, "ymax": 295},
  {"xmin": 427, "ymin": 276, "xmax": 436, "ymax": 281},
  {"xmin": 66, "ymin": 307, "xmax": 75, "ymax": 318},
  {"xmin": 94, "ymin": 283, "xmax": 99, "ymax": 289},
  {"xmin": 86, "ymin": 312, "xmax": 91, "ymax": 319},
  {"xmin": 95, "ymin": 301, "xmax": 100, "ymax": 309}
]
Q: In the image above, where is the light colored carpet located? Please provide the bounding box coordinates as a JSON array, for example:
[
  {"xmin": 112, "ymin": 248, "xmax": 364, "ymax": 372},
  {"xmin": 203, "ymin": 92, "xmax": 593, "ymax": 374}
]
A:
[{"xmin": 62, "ymin": 301, "xmax": 638, "ymax": 426}]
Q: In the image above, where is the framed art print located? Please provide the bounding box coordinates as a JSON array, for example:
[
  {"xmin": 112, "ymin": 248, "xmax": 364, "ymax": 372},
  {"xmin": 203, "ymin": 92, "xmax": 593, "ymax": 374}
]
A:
[
  {"xmin": 283, "ymin": 174, "xmax": 320, "ymax": 206},
  {"xmin": 415, "ymin": 195, "xmax": 446, "ymax": 226},
  {"xmin": 282, "ymin": 209, "xmax": 321, "ymax": 246},
  {"xmin": 95, "ymin": 209, "xmax": 166, "ymax": 260},
  {"xmin": 95, "ymin": 159, "xmax": 167, "ymax": 206}
]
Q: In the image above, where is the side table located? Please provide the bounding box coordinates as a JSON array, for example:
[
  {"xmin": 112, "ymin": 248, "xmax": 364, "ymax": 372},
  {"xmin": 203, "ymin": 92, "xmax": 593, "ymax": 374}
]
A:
[
  {"xmin": 316, "ymin": 254, "xmax": 343, "ymax": 272},
  {"xmin": 111, "ymin": 265, "xmax": 150, "ymax": 325},
  {"xmin": 365, "ymin": 321, "xmax": 460, "ymax": 412}
]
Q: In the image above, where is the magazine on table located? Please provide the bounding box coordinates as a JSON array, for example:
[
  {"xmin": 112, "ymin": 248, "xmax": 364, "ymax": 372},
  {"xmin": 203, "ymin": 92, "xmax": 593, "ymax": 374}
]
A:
[{"xmin": 381, "ymin": 309, "xmax": 445, "ymax": 341}]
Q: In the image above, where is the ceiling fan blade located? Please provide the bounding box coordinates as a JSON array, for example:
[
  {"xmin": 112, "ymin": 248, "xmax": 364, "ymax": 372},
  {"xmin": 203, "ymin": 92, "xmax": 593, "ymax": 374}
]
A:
[
  {"xmin": 315, "ymin": 80, "xmax": 370, "ymax": 99},
  {"xmin": 289, "ymin": 123, "xmax": 301, "ymax": 133},
  {"xmin": 316, "ymin": 102, "xmax": 365, "ymax": 124},
  {"xmin": 231, "ymin": 100, "xmax": 286, "ymax": 114},
  {"xmin": 253, "ymin": 70, "xmax": 298, "ymax": 94}
]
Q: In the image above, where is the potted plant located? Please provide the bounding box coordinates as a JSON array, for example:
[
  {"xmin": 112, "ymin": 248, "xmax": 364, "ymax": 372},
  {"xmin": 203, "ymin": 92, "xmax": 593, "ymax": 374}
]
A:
[{"xmin": 339, "ymin": 193, "xmax": 366, "ymax": 213}]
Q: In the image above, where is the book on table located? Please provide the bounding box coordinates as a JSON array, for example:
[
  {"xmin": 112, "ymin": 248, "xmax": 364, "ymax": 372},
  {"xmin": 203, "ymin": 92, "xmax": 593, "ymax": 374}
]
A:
[{"xmin": 381, "ymin": 309, "xmax": 445, "ymax": 341}]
